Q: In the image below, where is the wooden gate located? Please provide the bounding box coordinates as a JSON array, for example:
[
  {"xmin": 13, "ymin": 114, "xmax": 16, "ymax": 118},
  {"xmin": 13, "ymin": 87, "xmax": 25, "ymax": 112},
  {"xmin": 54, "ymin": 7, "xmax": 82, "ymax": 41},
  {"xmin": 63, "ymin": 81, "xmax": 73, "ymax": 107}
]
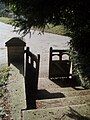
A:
[
  {"xmin": 24, "ymin": 47, "xmax": 40, "ymax": 109},
  {"xmin": 49, "ymin": 47, "xmax": 71, "ymax": 79}
]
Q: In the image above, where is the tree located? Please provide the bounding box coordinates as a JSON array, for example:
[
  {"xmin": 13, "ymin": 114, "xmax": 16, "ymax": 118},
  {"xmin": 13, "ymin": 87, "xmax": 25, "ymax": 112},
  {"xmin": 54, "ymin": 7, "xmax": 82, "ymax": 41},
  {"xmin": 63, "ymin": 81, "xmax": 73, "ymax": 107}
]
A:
[{"xmin": 2, "ymin": 0, "xmax": 90, "ymax": 88}]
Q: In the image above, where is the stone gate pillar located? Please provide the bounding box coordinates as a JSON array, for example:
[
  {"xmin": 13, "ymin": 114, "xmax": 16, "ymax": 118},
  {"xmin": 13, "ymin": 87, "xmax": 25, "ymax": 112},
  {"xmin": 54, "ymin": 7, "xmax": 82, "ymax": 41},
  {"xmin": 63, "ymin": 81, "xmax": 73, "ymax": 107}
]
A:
[
  {"xmin": 5, "ymin": 37, "xmax": 26, "ymax": 65},
  {"xmin": 5, "ymin": 37, "xmax": 26, "ymax": 66}
]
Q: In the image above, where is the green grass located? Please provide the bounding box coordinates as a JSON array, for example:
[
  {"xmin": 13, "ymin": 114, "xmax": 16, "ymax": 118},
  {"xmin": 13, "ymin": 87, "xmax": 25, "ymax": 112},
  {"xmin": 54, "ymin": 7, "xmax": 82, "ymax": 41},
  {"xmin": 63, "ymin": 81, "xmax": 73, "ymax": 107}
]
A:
[
  {"xmin": 33, "ymin": 24, "xmax": 72, "ymax": 36},
  {"xmin": 0, "ymin": 17, "xmax": 13, "ymax": 24},
  {"xmin": 0, "ymin": 17, "xmax": 71, "ymax": 36},
  {"xmin": 44, "ymin": 24, "xmax": 71, "ymax": 36}
]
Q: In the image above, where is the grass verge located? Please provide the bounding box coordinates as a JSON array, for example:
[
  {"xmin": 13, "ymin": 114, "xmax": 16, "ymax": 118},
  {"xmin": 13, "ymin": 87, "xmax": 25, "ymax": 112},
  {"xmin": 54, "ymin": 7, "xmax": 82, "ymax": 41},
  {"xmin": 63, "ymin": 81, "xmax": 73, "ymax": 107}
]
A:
[
  {"xmin": 0, "ymin": 17, "xmax": 13, "ymax": 25},
  {"xmin": 0, "ymin": 66, "xmax": 11, "ymax": 119},
  {"xmin": 0, "ymin": 66, "xmax": 10, "ymax": 97},
  {"xmin": 44, "ymin": 24, "xmax": 71, "ymax": 36}
]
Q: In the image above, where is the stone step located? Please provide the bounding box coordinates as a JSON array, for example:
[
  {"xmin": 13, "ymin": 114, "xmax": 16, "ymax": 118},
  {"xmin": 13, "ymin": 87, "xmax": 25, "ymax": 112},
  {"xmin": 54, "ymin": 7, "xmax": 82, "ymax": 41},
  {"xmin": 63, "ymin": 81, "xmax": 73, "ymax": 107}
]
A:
[
  {"xmin": 36, "ymin": 95, "xmax": 90, "ymax": 109},
  {"xmin": 62, "ymin": 89, "xmax": 90, "ymax": 97},
  {"xmin": 44, "ymin": 86, "xmax": 87, "ymax": 93},
  {"xmin": 22, "ymin": 103, "xmax": 90, "ymax": 120},
  {"xmin": 37, "ymin": 89, "xmax": 90, "ymax": 100},
  {"xmin": 38, "ymin": 78, "xmax": 79, "ymax": 92}
]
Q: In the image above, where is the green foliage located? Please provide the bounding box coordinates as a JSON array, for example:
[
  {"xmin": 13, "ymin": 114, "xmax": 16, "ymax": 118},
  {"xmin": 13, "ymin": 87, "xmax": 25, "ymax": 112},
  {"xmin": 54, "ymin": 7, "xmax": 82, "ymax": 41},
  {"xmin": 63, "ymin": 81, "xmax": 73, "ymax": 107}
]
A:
[
  {"xmin": 70, "ymin": 48, "xmax": 90, "ymax": 89},
  {"xmin": 0, "ymin": 66, "xmax": 10, "ymax": 97},
  {"xmin": 0, "ymin": 66, "xmax": 10, "ymax": 86},
  {"xmin": 2, "ymin": 0, "xmax": 89, "ymax": 35}
]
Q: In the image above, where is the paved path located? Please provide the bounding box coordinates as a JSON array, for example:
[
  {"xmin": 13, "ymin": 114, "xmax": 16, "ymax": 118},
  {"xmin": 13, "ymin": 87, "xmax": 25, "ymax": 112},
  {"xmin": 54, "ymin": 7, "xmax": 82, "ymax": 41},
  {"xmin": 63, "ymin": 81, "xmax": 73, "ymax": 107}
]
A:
[{"xmin": 0, "ymin": 22, "xmax": 70, "ymax": 77}]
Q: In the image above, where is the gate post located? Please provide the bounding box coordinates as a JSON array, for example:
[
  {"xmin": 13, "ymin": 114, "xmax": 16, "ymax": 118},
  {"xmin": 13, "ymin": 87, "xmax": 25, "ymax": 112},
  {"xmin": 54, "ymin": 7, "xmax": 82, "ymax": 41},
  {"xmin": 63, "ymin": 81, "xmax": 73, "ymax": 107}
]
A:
[
  {"xmin": 25, "ymin": 47, "xmax": 40, "ymax": 109},
  {"xmin": 5, "ymin": 37, "xmax": 26, "ymax": 65},
  {"xmin": 5, "ymin": 37, "xmax": 26, "ymax": 74}
]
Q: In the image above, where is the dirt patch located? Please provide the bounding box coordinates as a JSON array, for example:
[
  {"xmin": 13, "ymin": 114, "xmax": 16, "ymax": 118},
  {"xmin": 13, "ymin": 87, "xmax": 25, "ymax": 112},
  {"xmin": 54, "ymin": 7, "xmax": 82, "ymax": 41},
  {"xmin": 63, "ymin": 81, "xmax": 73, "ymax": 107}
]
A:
[
  {"xmin": 0, "ymin": 88, "xmax": 12, "ymax": 120},
  {"xmin": 0, "ymin": 66, "xmax": 12, "ymax": 120}
]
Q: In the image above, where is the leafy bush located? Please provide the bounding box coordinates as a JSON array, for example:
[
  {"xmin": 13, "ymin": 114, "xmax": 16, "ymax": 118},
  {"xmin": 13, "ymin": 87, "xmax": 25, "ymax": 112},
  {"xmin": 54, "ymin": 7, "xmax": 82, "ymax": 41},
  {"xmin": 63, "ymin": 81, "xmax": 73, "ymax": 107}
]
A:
[{"xmin": 70, "ymin": 46, "xmax": 90, "ymax": 89}]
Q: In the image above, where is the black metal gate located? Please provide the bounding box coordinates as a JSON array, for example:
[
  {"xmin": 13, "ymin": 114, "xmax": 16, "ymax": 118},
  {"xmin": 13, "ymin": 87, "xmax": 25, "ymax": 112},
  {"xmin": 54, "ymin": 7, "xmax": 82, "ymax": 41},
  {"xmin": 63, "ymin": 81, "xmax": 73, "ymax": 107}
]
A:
[{"xmin": 24, "ymin": 47, "xmax": 40, "ymax": 109}]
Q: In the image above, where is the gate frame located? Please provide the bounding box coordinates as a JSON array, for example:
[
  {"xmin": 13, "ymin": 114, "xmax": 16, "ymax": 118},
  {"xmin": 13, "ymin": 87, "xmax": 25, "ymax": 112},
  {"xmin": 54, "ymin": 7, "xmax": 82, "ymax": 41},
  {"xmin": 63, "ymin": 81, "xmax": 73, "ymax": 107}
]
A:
[{"xmin": 49, "ymin": 47, "xmax": 71, "ymax": 79}]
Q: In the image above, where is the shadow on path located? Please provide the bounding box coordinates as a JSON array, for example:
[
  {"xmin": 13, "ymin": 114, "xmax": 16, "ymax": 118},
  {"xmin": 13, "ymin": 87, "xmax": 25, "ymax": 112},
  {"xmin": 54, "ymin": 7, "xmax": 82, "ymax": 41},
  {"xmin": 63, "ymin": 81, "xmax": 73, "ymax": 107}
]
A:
[
  {"xmin": 50, "ymin": 77, "xmax": 80, "ymax": 88},
  {"xmin": 37, "ymin": 89, "xmax": 65, "ymax": 100}
]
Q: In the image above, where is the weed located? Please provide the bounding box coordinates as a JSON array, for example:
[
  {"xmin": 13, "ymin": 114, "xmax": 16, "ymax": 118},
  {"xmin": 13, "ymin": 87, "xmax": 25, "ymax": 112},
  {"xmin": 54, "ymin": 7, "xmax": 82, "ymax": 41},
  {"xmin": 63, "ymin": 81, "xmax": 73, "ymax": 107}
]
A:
[{"xmin": 0, "ymin": 66, "xmax": 10, "ymax": 97}]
